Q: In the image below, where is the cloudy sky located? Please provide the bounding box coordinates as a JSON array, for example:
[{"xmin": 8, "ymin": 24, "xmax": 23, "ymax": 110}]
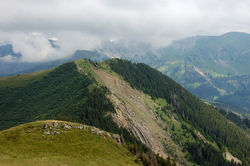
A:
[{"xmin": 0, "ymin": 0, "xmax": 250, "ymax": 62}]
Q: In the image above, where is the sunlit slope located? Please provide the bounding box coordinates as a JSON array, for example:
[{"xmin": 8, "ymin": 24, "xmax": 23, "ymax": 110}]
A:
[{"xmin": 0, "ymin": 120, "xmax": 139, "ymax": 166}]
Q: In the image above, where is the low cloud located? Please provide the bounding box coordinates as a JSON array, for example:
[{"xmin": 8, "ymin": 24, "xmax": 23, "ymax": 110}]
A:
[
  {"xmin": 0, "ymin": 0, "xmax": 250, "ymax": 62},
  {"xmin": 0, "ymin": 55, "xmax": 17, "ymax": 62}
]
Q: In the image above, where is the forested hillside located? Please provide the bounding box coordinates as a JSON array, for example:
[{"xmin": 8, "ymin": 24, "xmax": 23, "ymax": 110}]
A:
[
  {"xmin": 0, "ymin": 60, "xmax": 175, "ymax": 166},
  {"xmin": 106, "ymin": 59, "xmax": 250, "ymax": 165}
]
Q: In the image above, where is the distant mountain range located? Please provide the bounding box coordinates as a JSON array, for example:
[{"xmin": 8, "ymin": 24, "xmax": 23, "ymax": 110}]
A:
[
  {"xmin": 154, "ymin": 32, "xmax": 250, "ymax": 115},
  {"xmin": 0, "ymin": 32, "xmax": 250, "ymax": 116}
]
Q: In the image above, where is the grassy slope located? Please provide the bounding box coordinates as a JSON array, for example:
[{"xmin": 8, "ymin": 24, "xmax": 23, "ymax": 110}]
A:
[
  {"xmin": 0, "ymin": 68, "xmax": 53, "ymax": 88},
  {"xmin": 0, "ymin": 120, "xmax": 139, "ymax": 166}
]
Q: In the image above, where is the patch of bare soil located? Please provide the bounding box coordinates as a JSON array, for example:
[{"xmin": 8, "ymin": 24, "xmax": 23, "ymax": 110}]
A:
[{"xmin": 225, "ymin": 151, "xmax": 242, "ymax": 165}]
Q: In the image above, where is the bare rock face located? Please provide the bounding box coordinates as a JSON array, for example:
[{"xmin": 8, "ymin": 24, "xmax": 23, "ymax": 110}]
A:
[
  {"xmin": 111, "ymin": 98, "xmax": 154, "ymax": 148},
  {"xmin": 91, "ymin": 67, "xmax": 194, "ymax": 165},
  {"xmin": 91, "ymin": 68, "xmax": 172, "ymax": 159},
  {"xmin": 111, "ymin": 94, "xmax": 155, "ymax": 149}
]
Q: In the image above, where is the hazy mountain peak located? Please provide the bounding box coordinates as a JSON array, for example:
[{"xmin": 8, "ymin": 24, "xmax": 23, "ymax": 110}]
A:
[{"xmin": 0, "ymin": 44, "xmax": 21, "ymax": 58}]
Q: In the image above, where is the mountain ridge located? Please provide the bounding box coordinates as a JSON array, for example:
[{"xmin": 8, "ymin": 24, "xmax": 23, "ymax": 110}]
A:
[{"xmin": 0, "ymin": 59, "xmax": 248, "ymax": 165}]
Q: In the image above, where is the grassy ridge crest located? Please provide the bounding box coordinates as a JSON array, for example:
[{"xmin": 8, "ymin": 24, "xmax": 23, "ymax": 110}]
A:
[{"xmin": 0, "ymin": 120, "xmax": 139, "ymax": 166}]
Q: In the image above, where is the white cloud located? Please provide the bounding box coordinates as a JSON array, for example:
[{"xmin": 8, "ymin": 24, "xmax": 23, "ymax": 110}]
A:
[
  {"xmin": 0, "ymin": 0, "xmax": 250, "ymax": 62},
  {"xmin": 0, "ymin": 55, "xmax": 17, "ymax": 62}
]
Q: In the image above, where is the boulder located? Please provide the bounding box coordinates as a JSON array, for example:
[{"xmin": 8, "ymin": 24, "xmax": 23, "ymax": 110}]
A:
[
  {"xmin": 41, "ymin": 123, "xmax": 48, "ymax": 129},
  {"xmin": 64, "ymin": 124, "xmax": 72, "ymax": 129},
  {"xmin": 44, "ymin": 130, "xmax": 50, "ymax": 135},
  {"xmin": 97, "ymin": 130, "xmax": 103, "ymax": 136},
  {"xmin": 53, "ymin": 122, "xmax": 59, "ymax": 127},
  {"xmin": 112, "ymin": 134, "xmax": 121, "ymax": 144},
  {"xmin": 77, "ymin": 125, "xmax": 83, "ymax": 130}
]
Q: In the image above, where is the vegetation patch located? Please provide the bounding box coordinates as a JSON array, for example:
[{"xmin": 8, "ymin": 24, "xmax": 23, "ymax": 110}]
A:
[{"xmin": 0, "ymin": 121, "xmax": 139, "ymax": 166}]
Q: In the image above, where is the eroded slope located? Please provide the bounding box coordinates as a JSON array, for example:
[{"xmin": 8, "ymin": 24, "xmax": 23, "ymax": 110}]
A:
[{"xmin": 90, "ymin": 65, "xmax": 189, "ymax": 165}]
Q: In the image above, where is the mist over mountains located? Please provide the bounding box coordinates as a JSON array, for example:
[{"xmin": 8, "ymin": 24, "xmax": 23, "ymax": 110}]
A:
[
  {"xmin": 1, "ymin": 1, "xmax": 250, "ymax": 166},
  {"xmin": 1, "ymin": 32, "xmax": 250, "ymax": 116}
]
